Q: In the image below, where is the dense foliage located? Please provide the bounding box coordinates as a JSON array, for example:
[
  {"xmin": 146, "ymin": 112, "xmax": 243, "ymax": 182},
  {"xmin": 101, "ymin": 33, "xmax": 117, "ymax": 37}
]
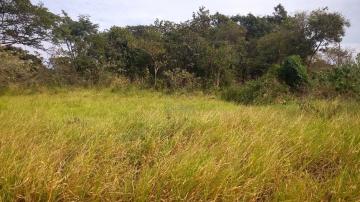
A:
[
  {"xmin": 278, "ymin": 55, "xmax": 309, "ymax": 90},
  {"xmin": 0, "ymin": 0, "xmax": 57, "ymax": 49},
  {"xmin": 314, "ymin": 63, "xmax": 360, "ymax": 98},
  {"xmin": 0, "ymin": 1, "xmax": 358, "ymax": 102}
]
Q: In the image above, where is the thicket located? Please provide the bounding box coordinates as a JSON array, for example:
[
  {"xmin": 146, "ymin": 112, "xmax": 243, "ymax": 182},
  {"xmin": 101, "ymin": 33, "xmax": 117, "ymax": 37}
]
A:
[
  {"xmin": 221, "ymin": 67, "xmax": 291, "ymax": 105},
  {"xmin": 312, "ymin": 63, "xmax": 360, "ymax": 99}
]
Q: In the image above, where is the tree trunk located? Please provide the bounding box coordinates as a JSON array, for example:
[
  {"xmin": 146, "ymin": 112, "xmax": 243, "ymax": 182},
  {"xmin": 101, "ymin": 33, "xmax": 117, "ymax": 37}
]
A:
[
  {"xmin": 337, "ymin": 43, "xmax": 341, "ymax": 65},
  {"xmin": 154, "ymin": 67, "xmax": 158, "ymax": 88},
  {"xmin": 215, "ymin": 70, "xmax": 221, "ymax": 88},
  {"xmin": 307, "ymin": 41, "xmax": 323, "ymax": 69}
]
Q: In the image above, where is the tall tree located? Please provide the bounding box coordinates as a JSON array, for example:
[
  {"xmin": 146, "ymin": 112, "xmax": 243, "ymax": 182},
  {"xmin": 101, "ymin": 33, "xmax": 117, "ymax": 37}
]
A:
[
  {"xmin": 271, "ymin": 4, "xmax": 288, "ymax": 24},
  {"xmin": 0, "ymin": 0, "xmax": 57, "ymax": 49},
  {"xmin": 53, "ymin": 12, "xmax": 98, "ymax": 71},
  {"xmin": 135, "ymin": 27, "xmax": 167, "ymax": 87},
  {"xmin": 104, "ymin": 26, "xmax": 151, "ymax": 80},
  {"xmin": 306, "ymin": 8, "xmax": 350, "ymax": 65},
  {"xmin": 190, "ymin": 7, "xmax": 211, "ymax": 35}
]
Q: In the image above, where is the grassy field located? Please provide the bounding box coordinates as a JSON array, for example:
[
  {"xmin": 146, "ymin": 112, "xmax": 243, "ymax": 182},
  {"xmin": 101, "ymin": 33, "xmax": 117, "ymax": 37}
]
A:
[{"xmin": 0, "ymin": 89, "xmax": 359, "ymax": 201}]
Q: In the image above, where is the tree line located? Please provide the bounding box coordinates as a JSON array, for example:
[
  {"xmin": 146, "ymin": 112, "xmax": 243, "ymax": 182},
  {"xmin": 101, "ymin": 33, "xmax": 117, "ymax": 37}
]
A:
[{"xmin": 2, "ymin": 0, "xmax": 359, "ymax": 97}]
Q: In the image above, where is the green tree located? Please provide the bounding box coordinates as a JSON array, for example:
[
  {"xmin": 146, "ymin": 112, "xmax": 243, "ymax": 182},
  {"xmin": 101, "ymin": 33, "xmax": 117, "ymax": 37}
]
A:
[
  {"xmin": 306, "ymin": 8, "xmax": 350, "ymax": 65},
  {"xmin": 208, "ymin": 17, "xmax": 245, "ymax": 87},
  {"xmin": 135, "ymin": 28, "xmax": 167, "ymax": 87},
  {"xmin": 212, "ymin": 44, "xmax": 237, "ymax": 88},
  {"xmin": 190, "ymin": 7, "xmax": 211, "ymax": 36},
  {"xmin": 0, "ymin": 0, "xmax": 57, "ymax": 49},
  {"xmin": 103, "ymin": 27, "xmax": 133, "ymax": 74},
  {"xmin": 232, "ymin": 14, "xmax": 273, "ymax": 40},
  {"xmin": 53, "ymin": 12, "xmax": 98, "ymax": 72},
  {"xmin": 272, "ymin": 4, "xmax": 288, "ymax": 24}
]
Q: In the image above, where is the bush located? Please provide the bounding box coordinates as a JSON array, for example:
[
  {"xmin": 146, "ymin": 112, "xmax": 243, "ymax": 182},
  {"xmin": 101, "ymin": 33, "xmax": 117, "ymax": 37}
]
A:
[
  {"xmin": 162, "ymin": 68, "xmax": 200, "ymax": 91},
  {"xmin": 0, "ymin": 49, "xmax": 46, "ymax": 88},
  {"xmin": 327, "ymin": 65, "xmax": 360, "ymax": 94},
  {"xmin": 222, "ymin": 82, "xmax": 260, "ymax": 105},
  {"xmin": 313, "ymin": 64, "xmax": 360, "ymax": 98},
  {"xmin": 50, "ymin": 57, "xmax": 86, "ymax": 86},
  {"xmin": 221, "ymin": 75, "xmax": 290, "ymax": 105},
  {"xmin": 278, "ymin": 55, "xmax": 309, "ymax": 90}
]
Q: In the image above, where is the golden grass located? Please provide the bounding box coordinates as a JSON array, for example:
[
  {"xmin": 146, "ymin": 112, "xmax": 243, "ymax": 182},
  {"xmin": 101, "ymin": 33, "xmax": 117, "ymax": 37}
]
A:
[{"xmin": 0, "ymin": 89, "xmax": 359, "ymax": 201}]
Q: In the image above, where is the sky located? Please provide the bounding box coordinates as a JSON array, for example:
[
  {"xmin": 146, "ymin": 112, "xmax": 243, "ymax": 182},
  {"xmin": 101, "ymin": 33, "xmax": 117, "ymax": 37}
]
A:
[{"xmin": 32, "ymin": 0, "xmax": 360, "ymax": 53}]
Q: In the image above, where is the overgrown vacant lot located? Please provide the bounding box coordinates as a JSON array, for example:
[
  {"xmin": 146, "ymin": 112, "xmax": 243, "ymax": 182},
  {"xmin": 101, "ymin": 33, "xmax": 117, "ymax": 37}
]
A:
[{"xmin": 0, "ymin": 90, "xmax": 359, "ymax": 201}]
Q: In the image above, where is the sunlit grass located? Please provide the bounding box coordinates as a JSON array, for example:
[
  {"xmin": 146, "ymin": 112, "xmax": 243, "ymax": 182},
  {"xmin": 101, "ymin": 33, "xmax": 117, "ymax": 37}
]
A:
[{"xmin": 0, "ymin": 89, "xmax": 359, "ymax": 201}]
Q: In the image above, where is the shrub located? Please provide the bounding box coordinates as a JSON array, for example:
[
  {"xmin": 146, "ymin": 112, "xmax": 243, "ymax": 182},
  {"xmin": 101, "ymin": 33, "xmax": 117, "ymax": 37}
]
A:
[
  {"xmin": 327, "ymin": 65, "xmax": 360, "ymax": 94},
  {"xmin": 221, "ymin": 75, "xmax": 290, "ymax": 105},
  {"xmin": 313, "ymin": 64, "xmax": 360, "ymax": 98},
  {"xmin": 162, "ymin": 68, "xmax": 200, "ymax": 91},
  {"xmin": 0, "ymin": 49, "xmax": 45, "ymax": 87},
  {"xmin": 109, "ymin": 75, "xmax": 131, "ymax": 91},
  {"xmin": 278, "ymin": 55, "xmax": 309, "ymax": 90},
  {"xmin": 222, "ymin": 82, "xmax": 260, "ymax": 105},
  {"xmin": 50, "ymin": 57, "xmax": 86, "ymax": 86}
]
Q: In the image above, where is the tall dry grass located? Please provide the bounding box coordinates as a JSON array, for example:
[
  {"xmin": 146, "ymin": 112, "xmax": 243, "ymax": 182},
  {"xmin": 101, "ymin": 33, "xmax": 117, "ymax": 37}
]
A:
[{"xmin": 0, "ymin": 89, "xmax": 359, "ymax": 201}]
